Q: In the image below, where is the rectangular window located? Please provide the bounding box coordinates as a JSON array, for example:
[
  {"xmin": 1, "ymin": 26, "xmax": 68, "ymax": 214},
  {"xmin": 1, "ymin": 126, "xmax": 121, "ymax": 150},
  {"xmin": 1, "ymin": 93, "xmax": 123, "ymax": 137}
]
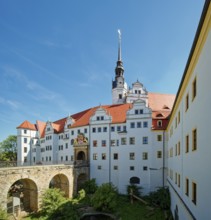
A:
[
  {"xmin": 77, "ymin": 129, "xmax": 80, "ymax": 134},
  {"xmin": 111, "ymin": 140, "xmax": 115, "ymax": 146},
  {"xmin": 111, "ymin": 126, "xmax": 115, "ymax": 132},
  {"xmin": 185, "ymin": 93, "xmax": 189, "ymax": 111},
  {"xmin": 178, "ymin": 111, "xmax": 180, "ymax": 124},
  {"xmin": 24, "ymin": 147, "xmax": 27, "ymax": 153},
  {"xmin": 130, "ymin": 166, "xmax": 134, "ymax": 171},
  {"xmin": 24, "ymin": 129, "xmax": 27, "ymax": 134},
  {"xmin": 192, "ymin": 182, "xmax": 197, "ymax": 205},
  {"xmin": 186, "ymin": 178, "xmax": 189, "ymax": 196},
  {"xmin": 113, "ymin": 153, "xmax": 118, "ymax": 160},
  {"xmin": 103, "ymin": 127, "xmax": 107, "ymax": 132},
  {"xmin": 143, "ymin": 121, "xmax": 148, "ymax": 128},
  {"xmin": 84, "ymin": 128, "xmax": 87, "ymax": 133},
  {"xmin": 192, "ymin": 129, "xmax": 197, "ymax": 151},
  {"xmin": 192, "ymin": 77, "xmax": 197, "ymax": 100},
  {"xmin": 92, "ymin": 127, "xmax": 96, "ymax": 133},
  {"xmin": 117, "ymin": 126, "xmax": 121, "ymax": 132},
  {"xmin": 102, "ymin": 153, "xmax": 106, "ymax": 160},
  {"xmin": 143, "ymin": 166, "xmax": 148, "ymax": 171},
  {"xmin": 116, "ymin": 140, "xmax": 119, "ymax": 146},
  {"xmin": 61, "ymin": 156, "xmax": 63, "ymax": 161},
  {"xmin": 186, "ymin": 135, "xmax": 189, "ymax": 153},
  {"xmin": 98, "ymin": 165, "xmax": 101, "ymax": 170},
  {"xmin": 130, "ymin": 122, "xmax": 135, "ymax": 128},
  {"xmin": 93, "ymin": 140, "xmax": 97, "ymax": 147},
  {"xmin": 121, "ymin": 137, "xmax": 127, "ymax": 145},
  {"xmin": 175, "ymin": 144, "xmax": 177, "ymax": 156},
  {"xmin": 71, "ymin": 130, "xmax": 74, "ymax": 135},
  {"xmin": 102, "ymin": 140, "xmax": 106, "ymax": 147},
  {"xmin": 137, "ymin": 122, "xmax": 141, "ymax": 128},
  {"xmin": 24, "ymin": 138, "xmax": 27, "ymax": 143},
  {"xmin": 143, "ymin": 136, "xmax": 148, "ymax": 144},
  {"xmin": 178, "ymin": 142, "xmax": 181, "ymax": 155},
  {"xmin": 135, "ymin": 109, "xmax": 139, "ymax": 114},
  {"xmin": 142, "ymin": 152, "xmax": 148, "ymax": 160},
  {"xmin": 66, "ymin": 156, "xmax": 68, "ymax": 161},
  {"xmin": 65, "ymin": 143, "xmax": 68, "ymax": 149},
  {"xmin": 157, "ymin": 135, "xmax": 162, "ymax": 142},
  {"xmin": 129, "ymin": 137, "xmax": 135, "ymax": 145},
  {"xmin": 140, "ymin": 109, "xmax": 143, "ymax": 114},
  {"xmin": 123, "ymin": 126, "xmax": 127, "ymax": 131},
  {"xmin": 129, "ymin": 152, "xmax": 135, "ymax": 160},
  {"xmin": 24, "ymin": 157, "xmax": 27, "ymax": 162},
  {"xmin": 49, "ymin": 156, "xmax": 51, "ymax": 161},
  {"xmin": 157, "ymin": 151, "xmax": 162, "ymax": 158},
  {"xmin": 96, "ymin": 116, "xmax": 100, "ymax": 121},
  {"xmin": 98, "ymin": 127, "xmax": 102, "ymax": 133},
  {"xmin": 178, "ymin": 174, "xmax": 180, "ymax": 187},
  {"xmin": 114, "ymin": 165, "xmax": 118, "ymax": 170},
  {"xmin": 93, "ymin": 153, "xmax": 97, "ymax": 160}
]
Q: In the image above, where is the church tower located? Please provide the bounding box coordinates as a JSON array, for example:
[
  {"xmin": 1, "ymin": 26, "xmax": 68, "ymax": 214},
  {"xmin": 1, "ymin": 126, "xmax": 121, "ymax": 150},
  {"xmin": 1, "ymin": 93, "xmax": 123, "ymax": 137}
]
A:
[{"xmin": 112, "ymin": 30, "xmax": 128, "ymax": 104}]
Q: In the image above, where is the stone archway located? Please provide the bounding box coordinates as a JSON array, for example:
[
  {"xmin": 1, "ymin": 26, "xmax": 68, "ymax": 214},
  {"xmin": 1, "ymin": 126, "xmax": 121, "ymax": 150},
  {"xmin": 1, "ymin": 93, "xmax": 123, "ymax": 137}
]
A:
[
  {"xmin": 77, "ymin": 151, "xmax": 86, "ymax": 160},
  {"xmin": 49, "ymin": 174, "xmax": 69, "ymax": 197},
  {"xmin": 7, "ymin": 179, "xmax": 38, "ymax": 215},
  {"xmin": 77, "ymin": 173, "xmax": 87, "ymax": 192}
]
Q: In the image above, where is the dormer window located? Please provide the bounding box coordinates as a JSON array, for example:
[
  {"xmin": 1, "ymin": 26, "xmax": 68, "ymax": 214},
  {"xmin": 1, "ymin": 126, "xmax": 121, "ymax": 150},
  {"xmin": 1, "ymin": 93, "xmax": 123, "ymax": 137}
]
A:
[
  {"xmin": 47, "ymin": 127, "xmax": 50, "ymax": 131},
  {"xmin": 157, "ymin": 120, "xmax": 162, "ymax": 127}
]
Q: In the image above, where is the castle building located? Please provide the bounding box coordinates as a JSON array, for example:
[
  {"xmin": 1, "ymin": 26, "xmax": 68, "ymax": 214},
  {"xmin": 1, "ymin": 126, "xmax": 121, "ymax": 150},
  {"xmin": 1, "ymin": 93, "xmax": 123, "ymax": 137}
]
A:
[
  {"xmin": 16, "ymin": 1, "xmax": 211, "ymax": 218},
  {"xmin": 17, "ymin": 30, "xmax": 175, "ymax": 195}
]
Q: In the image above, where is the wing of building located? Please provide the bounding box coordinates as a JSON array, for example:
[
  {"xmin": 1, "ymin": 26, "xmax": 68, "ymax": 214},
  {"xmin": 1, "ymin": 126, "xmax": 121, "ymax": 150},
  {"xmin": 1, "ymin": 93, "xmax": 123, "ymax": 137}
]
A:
[{"xmin": 167, "ymin": 1, "xmax": 211, "ymax": 219}]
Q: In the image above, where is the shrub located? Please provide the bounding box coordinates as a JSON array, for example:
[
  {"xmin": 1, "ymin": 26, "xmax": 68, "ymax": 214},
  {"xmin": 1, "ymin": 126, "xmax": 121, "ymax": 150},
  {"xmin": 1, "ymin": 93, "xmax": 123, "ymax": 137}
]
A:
[
  {"xmin": 148, "ymin": 187, "xmax": 170, "ymax": 210},
  {"xmin": 91, "ymin": 183, "xmax": 118, "ymax": 212},
  {"xmin": 41, "ymin": 188, "xmax": 66, "ymax": 215},
  {"xmin": 79, "ymin": 178, "xmax": 98, "ymax": 194},
  {"xmin": 0, "ymin": 206, "xmax": 7, "ymax": 220},
  {"xmin": 48, "ymin": 201, "xmax": 79, "ymax": 220}
]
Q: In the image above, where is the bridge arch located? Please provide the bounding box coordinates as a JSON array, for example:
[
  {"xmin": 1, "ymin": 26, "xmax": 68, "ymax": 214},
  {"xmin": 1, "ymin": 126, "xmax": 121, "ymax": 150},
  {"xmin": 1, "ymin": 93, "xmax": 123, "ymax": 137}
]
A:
[
  {"xmin": 7, "ymin": 178, "xmax": 38, "ymax": 214},
  {"xmin": 49, "ymin": 174, "xmax": 69, "ymax": 197}
]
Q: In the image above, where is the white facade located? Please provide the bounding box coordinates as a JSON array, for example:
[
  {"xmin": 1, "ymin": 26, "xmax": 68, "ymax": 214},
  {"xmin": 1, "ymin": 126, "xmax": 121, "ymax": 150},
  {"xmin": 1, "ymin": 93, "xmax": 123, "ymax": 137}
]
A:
[{"xmin": 167, "ymin": 2, "xmax": 211, "ymax": 219}]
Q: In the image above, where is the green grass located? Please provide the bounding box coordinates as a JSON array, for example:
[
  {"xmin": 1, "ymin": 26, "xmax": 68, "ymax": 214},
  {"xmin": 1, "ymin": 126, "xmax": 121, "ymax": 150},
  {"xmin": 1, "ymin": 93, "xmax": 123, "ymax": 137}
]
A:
[
  {"xmin": 24, "ymin": 195, "xmax": 167, "ymax": 220},
  {"xmin": 116, "ymin": 195, "xmax": 166, "ymax": 220}
]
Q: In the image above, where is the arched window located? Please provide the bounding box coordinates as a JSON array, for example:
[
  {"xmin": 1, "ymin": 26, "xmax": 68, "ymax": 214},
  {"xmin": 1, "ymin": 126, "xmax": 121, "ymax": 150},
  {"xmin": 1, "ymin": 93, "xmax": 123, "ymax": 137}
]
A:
[
  {"xmin": 130, "ymin": 176, "xmax": 140, "ymax": 184},
  {"xmin": 157, "ymin": 120, "xmax": 162, "ymax": 127}
]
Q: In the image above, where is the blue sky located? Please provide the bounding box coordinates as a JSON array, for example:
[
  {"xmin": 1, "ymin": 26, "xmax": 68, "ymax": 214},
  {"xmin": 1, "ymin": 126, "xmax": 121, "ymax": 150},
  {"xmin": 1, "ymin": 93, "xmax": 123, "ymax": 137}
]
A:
[{"xmin": 0, "ymin": 0, "xmax": 204, "ymax": 142}]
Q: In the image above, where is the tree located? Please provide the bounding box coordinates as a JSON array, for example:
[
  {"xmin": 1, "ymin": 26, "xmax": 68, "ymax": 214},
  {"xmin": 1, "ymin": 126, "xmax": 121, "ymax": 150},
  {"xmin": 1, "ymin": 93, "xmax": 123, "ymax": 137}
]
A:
[
  {"xmin": 91, "ymin": 183, "xmax": 118, "ymax": 212},
  {"xmin": 0, "ymin": 135, "xmax": 17, "ymax": 162}
]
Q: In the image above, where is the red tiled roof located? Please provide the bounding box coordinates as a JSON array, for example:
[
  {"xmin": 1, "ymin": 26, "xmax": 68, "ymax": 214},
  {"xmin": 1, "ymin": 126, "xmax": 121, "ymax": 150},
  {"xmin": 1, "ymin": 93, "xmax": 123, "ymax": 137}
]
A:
[
  {"xmin": 36, "ymin": 120, "xmax": 46, "ymax": 138},
  {"xmin": 148, "ymin": 93, "xmax": 175, "ymax": 111},
  {"xmin": 17, "ymin": 120, "xmax": 37, "ymax": 130},
  {"xmin": 17, "ymin": 93, "xmax": 176, "ymax": 136}
]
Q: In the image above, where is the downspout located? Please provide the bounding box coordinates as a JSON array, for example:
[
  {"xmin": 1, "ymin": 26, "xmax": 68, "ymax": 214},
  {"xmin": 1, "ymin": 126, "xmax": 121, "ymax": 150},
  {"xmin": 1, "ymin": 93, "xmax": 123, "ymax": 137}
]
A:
[
  {"xmin": 162, "ymin": 130, "xmax": 165, "ymax": 187},
  {"xmin": 109, "ymin": 123, "xmax": 111, "ymax": 183}
]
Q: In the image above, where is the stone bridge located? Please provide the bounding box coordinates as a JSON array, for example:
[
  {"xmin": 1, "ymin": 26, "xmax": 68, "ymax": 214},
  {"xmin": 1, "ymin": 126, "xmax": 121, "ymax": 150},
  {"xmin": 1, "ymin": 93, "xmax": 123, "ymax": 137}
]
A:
[{"xmin": 0, "ymin": 164, "xmax": 89, "ymax": 214}]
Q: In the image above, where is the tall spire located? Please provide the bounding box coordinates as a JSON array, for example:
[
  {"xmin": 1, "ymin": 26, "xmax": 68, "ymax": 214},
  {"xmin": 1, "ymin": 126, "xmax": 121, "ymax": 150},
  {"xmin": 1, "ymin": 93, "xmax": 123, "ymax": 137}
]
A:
[
  {"xmin": 118, "ymin": 29, "xmax": 122, "ymax": 61},
  {"xmin": 115, "ymin": 29, "xmax": 124, "ymax": 77}
]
